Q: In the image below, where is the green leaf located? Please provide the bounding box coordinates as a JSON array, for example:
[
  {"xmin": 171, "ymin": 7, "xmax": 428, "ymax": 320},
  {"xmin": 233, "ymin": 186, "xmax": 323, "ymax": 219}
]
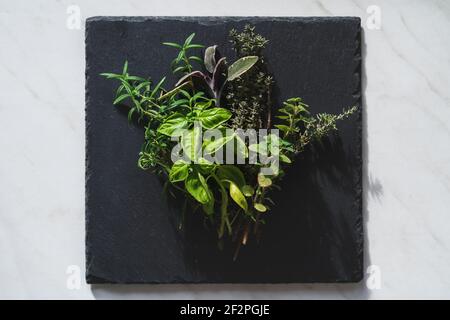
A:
[
  {"xmin": 172, "ymin": 66, "xmax": 187, "ymax": 74},
  {"xmin": 162, "ymin": 42, "xmax": 182, "ymax": 49},
  {"xmin": 280, "ymin": 154, "xmax": 292, "ymax": 164},
  {"xmin": 248, "ymin": 143, "xmax": 268, "ymax": 156},
  {"xmin": 169, "ymin": 160, "xmax": 189, "ymax": 183},
  {"xmin": 197, "ymin": 108, "xmax": 232, "ymax": 129},
  {"xmin": 254, "ymin": 203, "xmax": 267, "ymax": 212},
  {"xmin": 127, "ymin": 108, "xmax": 136, "ymax": 122},
  {"xmin": 185, "ymin": 44, "xmax": 204, "ymax": 49},
  {"xmin": 150, "ymin": 77, "xmax": 166, "ymax": 98},
  {"xmin": 158, "ymin": 82, "xmax": 190, "ymax": 101},
  {"xmin": 216, "ymin": 165, "xmax": 246, "ymax": 188},
  {"xmin": 229, "ymin": 182, "xmax": 248, "ymax": 212},
  {"xmin": 188, "ymin": 56, "xmax": 203, "ymax": 63},
  {"xmin": 235, "ymin": 134, "xmax": 249, "ymax": 158},
  {"xmin": 257, "ymin": 173, "xmax": 272, "ymax": 188},
  {"xmin": 183, "ymin": 33, "xmax": 196, "ymax": 47},
  {"xmin": 175, "ymin": 50, "xmax": 185, "ymax": 64},
  {"xmin": 227, "ymin": 56, "xmax": 258, "ymax": 81},
  {"xmin": 126, "ymin": 75, "xmax": 146, "ymax": 82},
  {"xmin": 157, "ymin": 113, "xmax": 188, "ymax": 136},
  {"xmin": 100, "ymin": 72, "xmax": 122, "ymax": 79},
  {"xmin": 204, "ymin": 134, "xmax": 234, "ymax": 155},
  {"xmin": 134, "ymin": 81, "xmax": 150, "ymax": 92},
  {"xmin": 185, "ymin": 171, "xmax": 211, "ymax": 205},
  {"xmin": 274, "ymin": 124, "xmax": 291, "ymax": 133},
  {"xmin": 181, "ymin": 127, "xmax": 202, "ymax": 161},
  {"xmin": 113, "ymin": 93, "xmax": 130, "ymax": 105},
  {"xmin": 195, "ymin": 158, "xmax": 215, "ymax": 175},
  {"xmin": 242, "ymin": 185, "xmax": 254, "ymax": 197},
  {"xmin": 122, "ymin": 60, "xmax": 128, "ymax": 75}
]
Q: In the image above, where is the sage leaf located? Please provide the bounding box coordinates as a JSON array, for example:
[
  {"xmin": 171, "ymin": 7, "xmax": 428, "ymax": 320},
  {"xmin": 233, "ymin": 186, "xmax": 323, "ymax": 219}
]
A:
[
  {"xmin": 204, "ymin": 45, "xmax": 218, "ymax": 73},
  {"xmin": 227, "ymin": 56, "xmax": 258, "ymax": 81}
]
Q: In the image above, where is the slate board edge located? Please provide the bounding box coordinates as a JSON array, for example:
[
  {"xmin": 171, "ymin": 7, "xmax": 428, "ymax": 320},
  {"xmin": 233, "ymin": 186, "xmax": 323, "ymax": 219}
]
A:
[{"xmin": 85, "ymin": 16, "xmax": 364, "ymax": 284}]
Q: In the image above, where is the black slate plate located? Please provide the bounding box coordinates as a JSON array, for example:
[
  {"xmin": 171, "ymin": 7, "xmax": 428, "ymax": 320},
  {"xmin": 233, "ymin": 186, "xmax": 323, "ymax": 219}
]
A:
[{"xmin": 85, "ymin": 16, "xmax": 362, "ymax": 284}]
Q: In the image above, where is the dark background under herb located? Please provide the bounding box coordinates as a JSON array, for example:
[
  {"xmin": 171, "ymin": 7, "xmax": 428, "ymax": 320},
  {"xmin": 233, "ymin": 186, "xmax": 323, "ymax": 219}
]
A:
[{"xmin": 85, "ymin": 16, "xmax": 362, "ymax": 283}]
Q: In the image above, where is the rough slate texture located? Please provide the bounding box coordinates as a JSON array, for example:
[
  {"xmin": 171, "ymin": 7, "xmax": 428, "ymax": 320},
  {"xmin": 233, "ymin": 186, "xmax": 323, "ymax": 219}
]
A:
[{"xmin": 85, "ymin": 16, "xmax": 362, "ymax": 284}]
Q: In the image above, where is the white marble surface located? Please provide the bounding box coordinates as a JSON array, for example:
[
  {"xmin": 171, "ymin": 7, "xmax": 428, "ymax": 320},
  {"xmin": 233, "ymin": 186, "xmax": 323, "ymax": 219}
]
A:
[{"xmin": 0, "ymin": 0, "xmax": 449, "ymax": 299}]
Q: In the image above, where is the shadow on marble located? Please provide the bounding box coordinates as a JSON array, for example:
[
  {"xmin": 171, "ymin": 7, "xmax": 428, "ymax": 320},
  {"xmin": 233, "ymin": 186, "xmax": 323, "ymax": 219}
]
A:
[{"xmin": 91, "ymin": 27, "xmax": 380, "ymax": 300}]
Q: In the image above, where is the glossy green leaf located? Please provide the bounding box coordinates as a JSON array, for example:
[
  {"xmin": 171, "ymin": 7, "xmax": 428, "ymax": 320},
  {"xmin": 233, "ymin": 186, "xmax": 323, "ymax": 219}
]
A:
[
  {"xmin": 274, "ymin": 124, "xmax": 291, "ymax": 133},
  {"xmin": 235, "ymin": 134, "xmax": 249, "ymax": 158},
  {"xmin": 122, "ymin": 60, "xmax": 128, "ymax": 75},
  {"xmin": 242, "ymin": 185, "xmax": 254, "ymax": 197},
  {"xmin": 186, "ymin": 44, "xmax": 204, "ymax": 49},
  {"xmin": 197, "ymin": 108, "xmax": 232, "ymax": 129},
  {"xmin": 150, "ymin": 77, "xmax": 166, "ymax": 98},
  {"xmin": 157, "ymin": 113, "xmax": 188, "ymax": 136},
  {"xmin": 195, "ymin": 158, "xmax": 215, "ymax": 175},
  {"xmin": 280, "ymin": 154, "xmax": 292, "ymax": 164},
  {"xmin": 257, "ymin": 173, "xmax": 272, "ymax": 188},
  {"xmin": 158, "ymin": 82, "xmax": 190, "ymax": 101},
  {"xmin": 204, "ymin": 134, "xmax": 234, "ymax": 155},
  {"xmin": 162, "ymin": 42, "xmax": 182, "ymax": 49},
  {"xmin": 169, "ymin": 160, "xmax": 189, "ymax": 183},
  {"xmin": 183, "ymin": 33, "xmax": 196, "ymax": 47},
  {"xmin": 181, "ymin": 127, "xmax": 202, "ymax": 161},
  {"xmin": 254, "ymin": 203, "xmax": 267, "ymax": 212},
  {"xmin": 185, "ymin": 172, "xmax": 211, "ymax": 204},
  {"xmin": 227, "ymin": 56, "xmax": 258, "ymax": 81},
  {"xmin": 113, "ymin": 93, "xmax": 130, "ymax": 105},
  {"xmin": 188, "ymin": 56, "xmax": 203, "ymax": 63},
  {"xmin": 229, "ymin": 182, "xmax": 248, "ymax": 212},
  {"xmin": 100, "ymin": 72, "xmax": 122, "ymax": 79},
  {"xmin": 216, "ymin": 165, "xmax": 246, "ymax": 188},
  {"xmin": 248, "ymin": 143, "xmax": 268, "ymax": 156}
]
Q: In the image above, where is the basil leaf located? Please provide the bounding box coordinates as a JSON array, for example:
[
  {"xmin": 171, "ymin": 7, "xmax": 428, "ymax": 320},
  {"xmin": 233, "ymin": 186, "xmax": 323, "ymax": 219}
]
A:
[
  {"xmin": 216, "ymin": 165, "xmax": 246, "ymax": 188},
  {"xmin": 242, "ymin": 185, "xmax": 254, "ymax": 197},
  {"xmin": 157, "ymin": 113, "xmax": 188, "ymax": 136},
  {"xmin": 169, "ymin": 160, "xmax": 189, "ymax": 183},
  {"xmin": 257, "ymin": 173, "xmax": 272, "ymax": 188},
  {"xmin": 181, "ymin": 127, "xmax": 202, "ymax": 161},
  {"xmin": 204, "ymin": 134, "xmax": 234, "ymax": 155},
  {"xmin": 185, "ymin": 172, "xmax": 211, "ymax": 205},
  {"xmin": 197, "ymin": 108, "xmax": 231, "ymax": 129}
]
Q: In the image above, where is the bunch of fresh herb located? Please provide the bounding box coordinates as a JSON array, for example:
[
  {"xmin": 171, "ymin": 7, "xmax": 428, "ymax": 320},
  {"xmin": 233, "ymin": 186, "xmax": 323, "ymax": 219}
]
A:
[{"xmin": 101, "ymin": 26, "xmax": 357, "ymax": 259}]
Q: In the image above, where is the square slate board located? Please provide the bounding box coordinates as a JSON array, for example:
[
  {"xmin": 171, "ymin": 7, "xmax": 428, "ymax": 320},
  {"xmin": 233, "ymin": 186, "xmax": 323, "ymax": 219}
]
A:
[{"xmin": 85, "ymin": 16, "xmax": 362, "ymax": 284}]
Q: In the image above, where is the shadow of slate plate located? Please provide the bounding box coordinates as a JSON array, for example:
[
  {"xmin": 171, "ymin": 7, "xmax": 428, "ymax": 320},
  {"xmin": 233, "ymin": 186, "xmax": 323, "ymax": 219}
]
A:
[{"xmin": 85, "ymin": 16, "xmax": 362, "ymax": 284}]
